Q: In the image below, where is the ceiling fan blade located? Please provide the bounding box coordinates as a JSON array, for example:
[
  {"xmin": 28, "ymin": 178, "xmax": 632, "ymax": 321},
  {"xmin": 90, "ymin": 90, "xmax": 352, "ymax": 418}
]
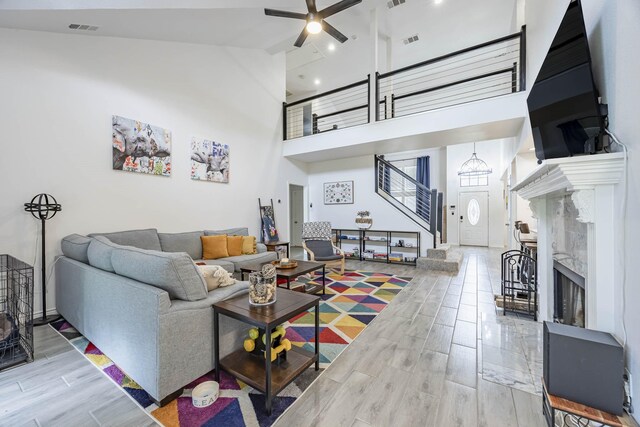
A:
[
  {"xmin": 305, "ymin": 0, "xmax": 317, "ymax": 13},
  {"xmin": 294, "ymin": 28, "xmax": 309, "ymax": 47},
  {"xmin": 264, "ymin": 8, "xmax": 307, "ymax": 19},
  {"xmin": 322, "ymin": 21, "xmax": 348, "ymax": 43},
  {"xmin": 319, "ymin": 0, "xmax": 362, "ymax": 19}
]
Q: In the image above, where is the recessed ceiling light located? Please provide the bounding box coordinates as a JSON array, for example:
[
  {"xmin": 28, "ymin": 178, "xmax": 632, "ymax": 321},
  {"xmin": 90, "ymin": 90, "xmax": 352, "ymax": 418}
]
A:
[
  {"xmin": 328, "ymin": 43, "xmax": 336, "ymax": 51},
  {"xmin": 434, "ymin": 0, "xmax": 443, "ymax": 4},
  {"xmin": 314, "ymin": 79, "xmax": 321, "ymax": 85}
]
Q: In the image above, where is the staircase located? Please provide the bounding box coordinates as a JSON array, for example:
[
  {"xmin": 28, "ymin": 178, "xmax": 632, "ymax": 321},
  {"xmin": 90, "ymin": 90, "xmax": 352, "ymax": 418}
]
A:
[
  {"xmin": 374, "ymin": 155, "xmax": 461, "ymax": 272},
  {"xmin": 417, "ymin": 245, "xmax": 463, "ymax": 273}
]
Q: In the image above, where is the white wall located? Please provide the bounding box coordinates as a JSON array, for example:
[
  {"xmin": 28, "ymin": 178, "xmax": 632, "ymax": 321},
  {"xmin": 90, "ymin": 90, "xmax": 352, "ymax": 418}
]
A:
[
  {"xmin": 514, "ymin": 152, "xmax": 539, "ymax": 231},
  {"xmin": 580, "ymin": 0, "xmax": 640, "ymax": 417},
  {"xmin": 0, "ymin": 28, "xmax": 307, "ymax": 316},
  {"xmin": 446, "ymin": 139, "xmax": 515, "ymax": 248},
  {"xmin": 307, "ymin": 147, "xmax": 446, "ymax": 255}
]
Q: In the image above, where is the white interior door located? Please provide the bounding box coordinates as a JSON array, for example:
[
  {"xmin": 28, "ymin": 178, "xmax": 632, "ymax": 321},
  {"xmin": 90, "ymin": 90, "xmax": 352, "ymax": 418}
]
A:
[
  {"xmin": 289, "ymin": 185, "xmax": 304, "ymax": 246},
  {"xmin": 459, "ymin": 191, "xmax": 489, "ymax": 246}
]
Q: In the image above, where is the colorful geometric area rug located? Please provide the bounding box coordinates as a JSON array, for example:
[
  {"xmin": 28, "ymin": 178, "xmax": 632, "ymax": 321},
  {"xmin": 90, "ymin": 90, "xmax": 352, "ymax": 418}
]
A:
[{"xmin": 50, "ymin": 270, "xmax": 411, "ymax": 427}]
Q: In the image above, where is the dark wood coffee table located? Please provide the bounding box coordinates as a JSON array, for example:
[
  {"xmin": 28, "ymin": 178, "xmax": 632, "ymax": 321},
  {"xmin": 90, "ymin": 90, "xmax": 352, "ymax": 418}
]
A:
[
  {"xmin": 213, "ymin": 289, "xmax": 320, "ymax": 415},
  {"xmin": 240, "ymin": 260, "xmax": 326, "ymax": 295}
]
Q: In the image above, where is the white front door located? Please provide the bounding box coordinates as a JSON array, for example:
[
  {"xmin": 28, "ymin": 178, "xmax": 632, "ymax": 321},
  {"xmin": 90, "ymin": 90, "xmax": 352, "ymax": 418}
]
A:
[{"xmin": 459, "ymin": 191, "xmax": 489, "ymax": 246}]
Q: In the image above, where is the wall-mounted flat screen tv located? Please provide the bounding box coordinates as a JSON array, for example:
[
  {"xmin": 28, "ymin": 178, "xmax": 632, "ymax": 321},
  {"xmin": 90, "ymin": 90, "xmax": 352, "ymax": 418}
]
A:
[{"xmin": 527, "ymin": 0, "xmax": 605, "ymax": 162}]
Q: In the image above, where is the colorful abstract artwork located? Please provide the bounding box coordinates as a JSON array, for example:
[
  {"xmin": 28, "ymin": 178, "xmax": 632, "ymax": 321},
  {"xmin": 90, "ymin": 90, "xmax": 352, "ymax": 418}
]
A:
[
  {"xmin": 51, "ymin": 270, "xmax": 411, "ymax": 427},
  {"xmin": 191, "ymin": 138, "xmax": 230, "ymax": 183},
  {"xmin": 260, "ymin": 205, "xmax": 279, "ymax": 243},
  {"xmin": 324, "ymin": 181, "xmax": 354, "ymax": 204},
  {"xmin": 112, "ymin": 115, "xmax": 172, "ymax": 176}
]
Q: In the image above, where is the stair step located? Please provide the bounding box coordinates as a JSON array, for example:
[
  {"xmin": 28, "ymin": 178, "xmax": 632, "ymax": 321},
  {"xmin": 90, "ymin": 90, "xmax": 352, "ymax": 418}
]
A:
[
  {"xmin": 426, "ymin": 245, "xmax": 450, "ymax": 260},
  {"xmin": 416, "ymin": 250, "xmax": 462, "ymax": 273}
]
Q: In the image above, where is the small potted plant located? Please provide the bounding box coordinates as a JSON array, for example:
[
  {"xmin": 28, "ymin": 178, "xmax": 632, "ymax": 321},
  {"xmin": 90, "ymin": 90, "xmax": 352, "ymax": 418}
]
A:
[{"xmin": 355, "ymin": 210, "xmax": 373, "ymax": 230}]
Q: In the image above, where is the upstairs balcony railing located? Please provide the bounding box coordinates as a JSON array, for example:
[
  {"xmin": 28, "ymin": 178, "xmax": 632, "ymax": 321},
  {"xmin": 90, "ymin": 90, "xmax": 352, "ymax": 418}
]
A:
[
  {"xmin": 377, "ymin": 26, "xmax": 526, "ymax": 120},
  {"xmin": 283, "ymin": 77, "xmax": 369, "ymax": 140},
  {"xmin": 283, "ymin": 26, "xmax": 526, "ymax": 140}
]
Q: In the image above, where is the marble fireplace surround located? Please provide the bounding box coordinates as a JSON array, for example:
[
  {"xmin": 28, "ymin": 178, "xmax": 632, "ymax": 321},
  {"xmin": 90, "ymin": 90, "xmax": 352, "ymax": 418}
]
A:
[{"xmin": 512, "ymin": 152, "xmax": 625, "ymax": 334}]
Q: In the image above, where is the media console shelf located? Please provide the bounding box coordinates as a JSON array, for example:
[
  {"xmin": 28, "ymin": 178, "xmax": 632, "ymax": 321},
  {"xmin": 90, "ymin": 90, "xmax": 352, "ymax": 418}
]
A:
[{"xmin": 333, "ymin": 229, "xmax": 420, "ymax": 266}]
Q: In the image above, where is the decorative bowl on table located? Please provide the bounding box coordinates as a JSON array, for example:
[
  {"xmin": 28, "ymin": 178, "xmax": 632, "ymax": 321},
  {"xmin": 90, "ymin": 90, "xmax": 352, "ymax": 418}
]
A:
[{"xmin": 271, "ymin": 258, "xmax": 298, "ymax": 269}]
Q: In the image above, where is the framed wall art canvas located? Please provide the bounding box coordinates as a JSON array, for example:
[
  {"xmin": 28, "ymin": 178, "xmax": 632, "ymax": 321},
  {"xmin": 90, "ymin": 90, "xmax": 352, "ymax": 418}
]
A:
[
  {"xmin": 324, "ymin": 181, "xmax": 354, "ymax": 204},
  {"xmin": 112, "ymin": 115, "xmax": 172, "ymax": 176},
  {"xmin": 191, "ymin": 137, "xmax": 230, "ymax": 183}
]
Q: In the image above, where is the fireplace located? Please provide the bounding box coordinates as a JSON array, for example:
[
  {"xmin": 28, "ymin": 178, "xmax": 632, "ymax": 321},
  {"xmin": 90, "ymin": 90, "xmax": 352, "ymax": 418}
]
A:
[{"xmin": 553, "ymin": 261, "xmax": 585, "ymax": 328}]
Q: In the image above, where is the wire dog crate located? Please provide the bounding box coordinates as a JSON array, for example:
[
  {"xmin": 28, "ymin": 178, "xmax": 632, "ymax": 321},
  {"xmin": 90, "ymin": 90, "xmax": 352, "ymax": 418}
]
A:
[
  {"xmin": 0, "ymin": 255, "xmax": 34, "ymax": 370},
  {"xmin": 500, "ymin": 250, "xmax": 537, "ymax": 320}
]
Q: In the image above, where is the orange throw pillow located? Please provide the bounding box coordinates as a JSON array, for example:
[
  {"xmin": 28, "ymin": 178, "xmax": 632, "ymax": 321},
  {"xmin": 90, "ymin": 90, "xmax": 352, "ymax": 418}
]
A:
[
  {"xmin": 227, "ymin": 235, "xmax": 243, "ymax": 257},
  {"xmin": 242, "ymin": 236, "xmax": 257, "ymax": 255},
  {"xmin": 201, "ymin": 235, "xmax": 229, "ymax": 259}
]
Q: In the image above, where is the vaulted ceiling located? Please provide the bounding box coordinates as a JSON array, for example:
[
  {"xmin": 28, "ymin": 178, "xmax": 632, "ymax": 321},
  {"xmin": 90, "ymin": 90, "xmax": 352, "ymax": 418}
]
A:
[{"xmin": 0, "ymin": 0, "xmax": 519, "ymax": 98}]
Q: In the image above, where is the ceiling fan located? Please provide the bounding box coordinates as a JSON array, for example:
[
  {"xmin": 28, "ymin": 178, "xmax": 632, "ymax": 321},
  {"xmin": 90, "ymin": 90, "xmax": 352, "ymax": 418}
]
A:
[{"xmin": 265, "ymin": 0, "xmax": 363, "ymax": 47}]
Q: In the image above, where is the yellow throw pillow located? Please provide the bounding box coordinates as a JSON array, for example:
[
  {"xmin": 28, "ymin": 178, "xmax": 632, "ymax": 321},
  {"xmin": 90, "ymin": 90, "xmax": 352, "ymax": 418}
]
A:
[
  {"xmin": 242, "ymin": 236, "xmax": 257, "ymax": 255},
  {"xmin": 201, "ymin": 235, "xmax": 229, "ymax": 259},
  {"xmin": 227, "ymin": 235, "xmax": 243, "ymax": 257}
]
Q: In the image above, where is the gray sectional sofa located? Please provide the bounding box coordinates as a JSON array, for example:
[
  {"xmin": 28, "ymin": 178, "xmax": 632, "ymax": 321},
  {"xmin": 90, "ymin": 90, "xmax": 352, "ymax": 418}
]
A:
[{"xmin": 56, "ymin": 227, "xmax": 277, "ymax": 404}]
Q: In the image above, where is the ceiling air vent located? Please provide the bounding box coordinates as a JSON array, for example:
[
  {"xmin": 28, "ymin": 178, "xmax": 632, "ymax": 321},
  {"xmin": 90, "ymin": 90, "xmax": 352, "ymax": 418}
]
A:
[
  {"xmin": 68, "ymin": 24, "xmax": 99, "ymax": 31},
  {"xmin": 387, "ymin": 0, "xmax": 406, "ymax": 9},
  {"xmin": 403, "ymin": 34, "xmax": 420, "ymax": 45}
]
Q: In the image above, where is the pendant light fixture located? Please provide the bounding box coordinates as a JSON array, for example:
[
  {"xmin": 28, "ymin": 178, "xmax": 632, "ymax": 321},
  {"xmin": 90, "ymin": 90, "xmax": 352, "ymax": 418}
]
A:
[{"xmin": 458, "ymin": 143, "xmax": 492, "ymax": 177}]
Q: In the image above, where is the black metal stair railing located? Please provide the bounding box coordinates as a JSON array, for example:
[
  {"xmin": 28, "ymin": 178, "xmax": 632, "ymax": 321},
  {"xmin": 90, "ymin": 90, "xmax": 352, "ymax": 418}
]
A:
[
  {"xmin": 374, "ymin": 155, "xmax": 439, "ymax": 248},
  {"xmin": 283, "ymin": 77, "xmax": 370, "ymax": 140},
  {"xmin": 377, "ymin": 26, "xmax": 526, "ymax": 120}
]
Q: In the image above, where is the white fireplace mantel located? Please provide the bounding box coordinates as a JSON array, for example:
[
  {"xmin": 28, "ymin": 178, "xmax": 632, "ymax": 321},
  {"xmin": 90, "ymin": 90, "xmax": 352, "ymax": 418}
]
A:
[{"xmin": 512, "ymin": 152, "xmax": 625, "ymax": 333}]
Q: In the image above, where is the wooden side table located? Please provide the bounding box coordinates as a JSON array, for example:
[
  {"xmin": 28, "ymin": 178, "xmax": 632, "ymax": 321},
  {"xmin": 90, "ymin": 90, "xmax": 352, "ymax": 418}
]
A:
[
  {"xmin": 264, "ymin": 241, "xmax": 290, "ymax": 259},
  {"xmin": 213, "ymin": 289, "xmax": 320, "ymax": 415},
  {"xmin": 543, "ymin": 380, "xmax": 626, "ymax": 427}
]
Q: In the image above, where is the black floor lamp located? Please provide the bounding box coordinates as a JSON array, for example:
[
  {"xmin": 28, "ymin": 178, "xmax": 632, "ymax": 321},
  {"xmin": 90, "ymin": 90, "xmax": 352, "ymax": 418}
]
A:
[{"xmin": 24, "ymin": 193, "xmax": 62, "ymax": 326}]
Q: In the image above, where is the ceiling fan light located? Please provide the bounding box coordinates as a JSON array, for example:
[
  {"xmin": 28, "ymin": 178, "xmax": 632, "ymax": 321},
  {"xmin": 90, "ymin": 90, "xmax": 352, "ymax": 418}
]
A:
[{"xmin": 306, "ymin": 20, "xmax": 322, "ymax": 34}]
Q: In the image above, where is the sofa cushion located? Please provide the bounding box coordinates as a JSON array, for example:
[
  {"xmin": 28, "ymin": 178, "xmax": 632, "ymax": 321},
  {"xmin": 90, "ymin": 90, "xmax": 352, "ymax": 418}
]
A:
[
  {"xmin": 61, "ymin": 234, "xmax": 92, "ymax": 264},
  {"xmin": 193, "ymin": 259, "xmax": 235, "ymax": 274},
  {"xmin": 89, "ymin": 228, "xmax": 162, "ymax": 251},
  {"xmin": 205, "ymin": 227, "xmax": 249, "ymax": 237},
  {"xmin": 87, "ymin": 236, "xmax": 124, "ymax": 272},
  {"xmin": 256, "ymin": 243, "xmax": 267, "ymax": 253},
  {"xmin": 227, "ymin": 236, "xmax": 243, "ymax": 257},
  {"xmin": 111, "ymin": 246, "xmax": 207, "ymax": 301},
  {"xmin": 202, "ymin": 235, "xmax": 229, "ymax": 259},
  {"xmin": 305, "ymin": 240, "xmax": 336, "ymax": 258},
  {"xmin": 242, "ymin": 236, "xmax": 257, "ymax": 255},
  {"xmin": 158, "ymin": 231, "xmax": 204, "ymax": 259},
  {"xmin": 223, "ymin": 252, "xmax": 278, "ymax": 272}
]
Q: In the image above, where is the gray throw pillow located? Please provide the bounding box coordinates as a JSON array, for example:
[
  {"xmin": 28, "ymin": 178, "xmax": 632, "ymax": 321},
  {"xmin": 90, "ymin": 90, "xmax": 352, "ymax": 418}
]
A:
[
  {"xmin": 158, "ymin": 231, "xmax": 204, "ymax": 259},
  {"xmin": 204, "ymin": 227, "xmax": 249, "ymax": 237},
  {"xmin": 88, "ymin": 228, "xmax": 162, "ymax": 251},
  {"xmin": 87, "ymin": 236, "xmax": 123, "ymax": 272},
  {"xmin": 61, "ymin": 234, "xmax": 92, "ymax": 264},
  {"xmin": 111, "ymin": 246, "xmax": 207, "ymax": 301}
]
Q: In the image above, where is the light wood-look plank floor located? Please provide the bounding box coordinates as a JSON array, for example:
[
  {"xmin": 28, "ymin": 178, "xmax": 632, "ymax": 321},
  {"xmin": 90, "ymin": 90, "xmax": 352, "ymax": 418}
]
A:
[
  {"xmin": 0, "ymin": 247, "xmax": 549, "ymax": 427},
  {"xmin": 0, "ymin": 322, "xmax": 157, "ymax": 426},
  {"xmin": 276, "ymin": 246, "xmax": 549, "ymax": 427}
]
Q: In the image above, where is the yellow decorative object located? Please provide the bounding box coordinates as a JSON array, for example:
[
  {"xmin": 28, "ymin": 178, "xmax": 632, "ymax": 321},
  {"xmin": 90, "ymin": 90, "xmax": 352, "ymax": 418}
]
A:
[
  {"xmin": 262, "ymin": 325, "xmax": 285, "ymax": 345},
  {"xmin": 201, "ymin": 235, "xmax": 229, "ymax": 259},
  {"xmin": 266, "ymin": 338, "xmax": 292, "ymax": 362},
  {"xmin": 248, "ymin": 328, "xmax": 259, "ymax": 340},
  {"xmin": 242, "ymin": 236, "xmax": 257, "ymax": 255},
  {"xmin": 227, "ymin": 235, "xmax": 243, "ymax": 256},
  {"xmin": 244, "ymin": 338, "xmax": 255, "ymax": 352}
]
